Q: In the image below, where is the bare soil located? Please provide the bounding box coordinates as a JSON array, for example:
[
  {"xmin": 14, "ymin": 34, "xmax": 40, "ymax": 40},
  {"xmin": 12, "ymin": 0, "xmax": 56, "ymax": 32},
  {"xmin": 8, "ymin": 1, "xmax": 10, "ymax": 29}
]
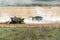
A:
[{"xmin": 0, "ymin": 23, "xmax": 60, "ymax": 28}]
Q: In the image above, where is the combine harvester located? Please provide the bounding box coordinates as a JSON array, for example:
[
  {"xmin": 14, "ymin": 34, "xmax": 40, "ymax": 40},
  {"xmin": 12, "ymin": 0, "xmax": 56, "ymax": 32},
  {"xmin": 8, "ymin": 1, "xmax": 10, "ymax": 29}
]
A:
[
  {"xmin": 0, "ymin": 7, "xmax": 60, "ymax": 24},
  {"xmin": 0, "ymin": 13, "xmax": 24, "ymax": 24}
]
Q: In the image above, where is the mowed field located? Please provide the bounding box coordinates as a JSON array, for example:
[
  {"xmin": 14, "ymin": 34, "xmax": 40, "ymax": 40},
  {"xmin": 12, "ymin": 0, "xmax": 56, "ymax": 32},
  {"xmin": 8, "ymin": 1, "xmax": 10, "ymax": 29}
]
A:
[{"xmin": 0, "ymin": 7, "xmax": 60, "ymax": 18}]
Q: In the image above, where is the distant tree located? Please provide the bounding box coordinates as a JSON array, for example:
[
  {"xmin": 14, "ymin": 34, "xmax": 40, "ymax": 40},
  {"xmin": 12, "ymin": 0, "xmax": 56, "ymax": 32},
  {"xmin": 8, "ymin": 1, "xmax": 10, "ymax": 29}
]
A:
[{"xmin": 0, "ymin": 1, "xmax": 9, "ymax": 6}]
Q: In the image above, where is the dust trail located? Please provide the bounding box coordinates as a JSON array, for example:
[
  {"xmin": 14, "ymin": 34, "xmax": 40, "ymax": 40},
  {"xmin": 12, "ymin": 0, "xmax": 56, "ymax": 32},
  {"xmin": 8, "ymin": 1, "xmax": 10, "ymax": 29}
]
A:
[
  {"xmin": 0, "ymin": 13, "xmax": 11, "ymax": 23},
  {"xmin": 24, "ymin": 7, "xmax": 60, "ymax": 24}
]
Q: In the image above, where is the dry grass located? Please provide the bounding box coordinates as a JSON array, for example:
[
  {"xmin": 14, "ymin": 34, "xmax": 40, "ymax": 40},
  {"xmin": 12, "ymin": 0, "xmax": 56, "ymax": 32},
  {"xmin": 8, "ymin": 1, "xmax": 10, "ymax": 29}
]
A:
[
  {"xmin": 0, "ymin": 23, "xmax": 59, "ymax": 28},
  {"xmin": 0, "ymin": 23, "xmax": 59, "ymax": 40},
  {"xmin": 0, "ymin": 27, "xmax": 60, "ymax": 40}
]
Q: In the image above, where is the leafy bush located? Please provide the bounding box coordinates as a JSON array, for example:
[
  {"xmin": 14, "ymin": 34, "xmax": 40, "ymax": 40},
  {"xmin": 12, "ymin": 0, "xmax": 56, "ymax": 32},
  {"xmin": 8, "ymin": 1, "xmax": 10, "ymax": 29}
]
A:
[{"xmin": 32, "ymin": 16, "xmax": 43, "ymax": 21}]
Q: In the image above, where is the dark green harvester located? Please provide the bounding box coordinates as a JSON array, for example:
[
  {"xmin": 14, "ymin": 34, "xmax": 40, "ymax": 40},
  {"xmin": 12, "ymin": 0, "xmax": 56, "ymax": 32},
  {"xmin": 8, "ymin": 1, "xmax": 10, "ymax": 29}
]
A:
[{"xmin": 10, "ymin": 16, "xmax": 24, "ymax": 24}]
